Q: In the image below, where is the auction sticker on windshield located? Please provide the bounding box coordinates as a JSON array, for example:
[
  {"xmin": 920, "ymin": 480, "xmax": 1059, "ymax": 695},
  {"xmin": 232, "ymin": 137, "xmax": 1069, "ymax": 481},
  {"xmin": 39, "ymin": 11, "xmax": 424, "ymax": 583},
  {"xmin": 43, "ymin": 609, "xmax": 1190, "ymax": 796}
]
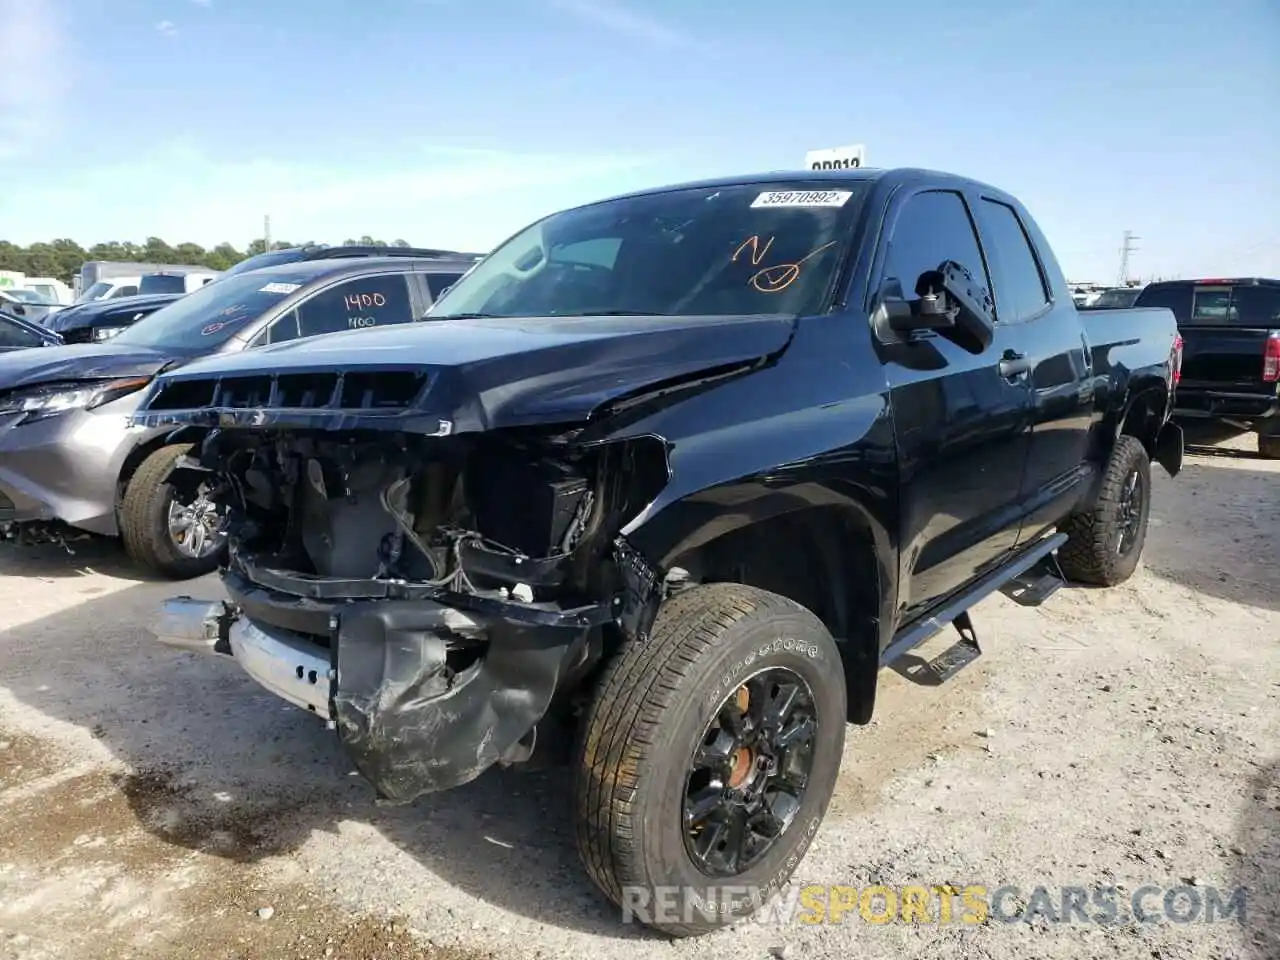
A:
[
  {"xmin": 259, "ymin": 282, "xmax": 302, "ymax": 294},
  {"xmin": 751, "ymin": 190, "xmax": 852, "ymax": 208}
]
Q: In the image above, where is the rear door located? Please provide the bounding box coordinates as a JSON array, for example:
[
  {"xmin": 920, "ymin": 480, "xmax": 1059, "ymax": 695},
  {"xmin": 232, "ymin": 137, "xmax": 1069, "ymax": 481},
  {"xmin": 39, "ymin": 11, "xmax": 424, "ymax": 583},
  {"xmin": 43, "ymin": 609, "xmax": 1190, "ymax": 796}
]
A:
[
  {"xmin": 971, "ymin": 195, "xmax": 1094, "ymax": 542},
  {"xmin": 876, "ymin": 187, "xmax": 1034, "ymax": 620},
  {"xmin": 262, "ymin": 271, "xmax": 422, "ymax": 344}
]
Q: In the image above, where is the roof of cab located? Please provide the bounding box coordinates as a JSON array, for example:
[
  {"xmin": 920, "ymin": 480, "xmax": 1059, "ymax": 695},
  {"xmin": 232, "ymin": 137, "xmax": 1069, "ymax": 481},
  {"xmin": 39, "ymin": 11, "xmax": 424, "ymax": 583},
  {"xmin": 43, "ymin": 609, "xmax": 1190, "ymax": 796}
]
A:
[
  {"xmin": 579, "ymin": 166, "xmax": 1013, "ymax": 208},
  {"xmin": 242, "ymin": 255, "xmax": 477, "ymax": 281}
]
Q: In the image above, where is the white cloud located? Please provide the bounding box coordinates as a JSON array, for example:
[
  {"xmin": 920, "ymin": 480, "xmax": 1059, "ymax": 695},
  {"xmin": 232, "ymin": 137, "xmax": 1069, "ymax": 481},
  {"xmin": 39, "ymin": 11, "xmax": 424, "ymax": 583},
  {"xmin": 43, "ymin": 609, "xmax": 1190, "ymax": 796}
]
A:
[
  {"xmin": 0, "ymin": 0, "xmax": 70, "ymax": 158},
  {"xmin": 547, "ymin": 0, "xmax": 700, "ymax": 50},
  {"xmin": 0, "ymin": 143, "xmax": 673, "ymax": 250},
  {"xmin": 156, "ymin": 20, "xmax": 178, "ymax": 37}
]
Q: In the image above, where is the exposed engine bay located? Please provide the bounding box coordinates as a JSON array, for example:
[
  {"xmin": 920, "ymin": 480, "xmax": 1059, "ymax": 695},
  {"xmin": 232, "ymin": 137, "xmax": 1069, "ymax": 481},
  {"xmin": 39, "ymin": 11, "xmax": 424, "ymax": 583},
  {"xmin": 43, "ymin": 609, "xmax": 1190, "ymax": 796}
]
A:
[
  {"xmin": 176, "ymin": 426, "xmax": 669, "ymax": 800},
  {"xmin": 200, "ymin": 427, "xmax": 666, "ymax": 616}
]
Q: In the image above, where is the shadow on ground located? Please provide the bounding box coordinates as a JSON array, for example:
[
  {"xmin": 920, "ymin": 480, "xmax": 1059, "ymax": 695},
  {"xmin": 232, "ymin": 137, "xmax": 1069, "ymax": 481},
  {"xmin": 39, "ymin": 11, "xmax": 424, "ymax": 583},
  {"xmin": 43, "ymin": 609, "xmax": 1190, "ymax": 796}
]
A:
[
  {"xmin": 0, "ymin": 538, "xmax": 157, "ymax": 582},
  {"xmin": 0, "ymin": 437, "xmax": 1274, "ymax": 943},
  {"xmin": 1233, "ymin": 758, "xmax": 1280, "ymax": 959},
  {"xmin": 0, "ymin": 555, "xmax": 648, "ymax": 941},
  {"xmin": 1142, "ymin": 456, "xmax": 1280, "ymax": 613}
]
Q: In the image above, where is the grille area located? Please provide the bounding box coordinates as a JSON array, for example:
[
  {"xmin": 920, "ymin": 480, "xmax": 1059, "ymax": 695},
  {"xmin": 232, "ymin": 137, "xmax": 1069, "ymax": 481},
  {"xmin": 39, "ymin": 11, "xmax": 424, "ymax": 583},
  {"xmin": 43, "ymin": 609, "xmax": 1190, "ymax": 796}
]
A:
[{"xmin": 146, "ymin": 369, "xmax": 428, "ymax": 412}]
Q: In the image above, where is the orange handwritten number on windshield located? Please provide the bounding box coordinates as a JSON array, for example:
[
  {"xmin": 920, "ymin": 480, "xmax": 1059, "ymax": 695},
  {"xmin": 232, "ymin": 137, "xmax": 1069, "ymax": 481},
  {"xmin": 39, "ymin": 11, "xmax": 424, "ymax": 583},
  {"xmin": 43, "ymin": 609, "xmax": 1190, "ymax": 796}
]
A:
[{"xmin": 733, "ymin": 239, "xmax": 838, "ymax": 294}]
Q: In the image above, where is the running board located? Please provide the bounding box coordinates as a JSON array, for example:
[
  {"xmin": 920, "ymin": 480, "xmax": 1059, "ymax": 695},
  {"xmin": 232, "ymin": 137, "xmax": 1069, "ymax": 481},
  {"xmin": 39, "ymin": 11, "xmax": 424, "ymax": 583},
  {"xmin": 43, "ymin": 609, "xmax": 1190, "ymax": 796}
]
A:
[
  {"xmin": 880, "ymin": 532, "xmax": 1069, "ymax": 681},
  {"xmin": 922, "ymin": 611, "xmax": 982, "ymax": 683},
  {"xmin": 998, "ymin": 554, "xmax": 1066, "ymax": 607}
]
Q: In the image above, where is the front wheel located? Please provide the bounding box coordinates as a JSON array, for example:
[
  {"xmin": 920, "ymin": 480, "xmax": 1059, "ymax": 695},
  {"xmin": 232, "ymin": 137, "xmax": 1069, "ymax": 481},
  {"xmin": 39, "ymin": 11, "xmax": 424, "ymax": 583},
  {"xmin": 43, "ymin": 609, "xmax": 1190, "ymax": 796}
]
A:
[
  {"xmin": 1058, "ymin": 434, "xmax": 1152, "ymax": 586},
  {"xmin": 573, "ymin": 583, "xmax": 847, "ymax": 937},
  {"xmin": 119, "ymin": 444, "xmax": 227, "ymax": 579}
]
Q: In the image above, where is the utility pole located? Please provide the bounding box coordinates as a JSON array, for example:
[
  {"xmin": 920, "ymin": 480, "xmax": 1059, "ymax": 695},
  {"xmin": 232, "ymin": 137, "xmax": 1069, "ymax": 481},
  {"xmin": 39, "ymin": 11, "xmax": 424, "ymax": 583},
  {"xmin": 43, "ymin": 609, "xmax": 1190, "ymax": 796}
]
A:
[
  {"xmin": 264, "ymin": 214, "xmax": 272, "ymax": 252},
  {"xmin": 1118, "ymin": 230, "xmax": 1139, "ymax": 286}
]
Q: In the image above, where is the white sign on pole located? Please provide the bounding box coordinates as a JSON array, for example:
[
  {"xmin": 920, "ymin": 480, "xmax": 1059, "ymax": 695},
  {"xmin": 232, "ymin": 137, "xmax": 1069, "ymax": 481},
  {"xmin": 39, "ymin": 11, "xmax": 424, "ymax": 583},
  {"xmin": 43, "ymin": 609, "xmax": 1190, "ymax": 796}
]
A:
[{"xmin": 804, "ymin": 144, "xmax": 866, "ymax": 171}]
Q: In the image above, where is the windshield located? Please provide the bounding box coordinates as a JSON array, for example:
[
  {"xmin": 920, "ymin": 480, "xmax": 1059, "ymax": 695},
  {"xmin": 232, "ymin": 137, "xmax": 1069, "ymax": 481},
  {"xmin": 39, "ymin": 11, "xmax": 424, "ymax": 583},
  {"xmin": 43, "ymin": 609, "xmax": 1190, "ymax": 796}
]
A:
[
  {"xmin": 428, "ymin": 181, "xmax": 870, "ymax": 320},
  {"xmin": 74, "ymin": 281, "xmax": 114, "ymax": 304},
  {"xmin": 7, "ymin": 289, "xmax": 53, "ymax": 304},
  {"xmin": 1089, "ymin": 288, "xmax": 1142, "ymax": 309},
  {"xmin": 222, "ymin": 248, "xmax": 307, "ymax": 277},
  {"xmin": 111, "ymin": 269, "xmax": 314, "ymax": 352}
]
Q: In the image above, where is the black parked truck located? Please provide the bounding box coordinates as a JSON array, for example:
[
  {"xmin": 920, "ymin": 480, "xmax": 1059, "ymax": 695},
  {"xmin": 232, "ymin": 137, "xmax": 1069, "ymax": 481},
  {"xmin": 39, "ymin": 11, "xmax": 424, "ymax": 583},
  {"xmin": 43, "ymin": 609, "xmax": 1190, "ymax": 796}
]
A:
[
  {"xmin": 1134, "ymin": 277, "xmax": 1280, "ymax": 457},
  {"xmin": 140, "ymin": 168, "xmax": 1184, "ymax": 935}
]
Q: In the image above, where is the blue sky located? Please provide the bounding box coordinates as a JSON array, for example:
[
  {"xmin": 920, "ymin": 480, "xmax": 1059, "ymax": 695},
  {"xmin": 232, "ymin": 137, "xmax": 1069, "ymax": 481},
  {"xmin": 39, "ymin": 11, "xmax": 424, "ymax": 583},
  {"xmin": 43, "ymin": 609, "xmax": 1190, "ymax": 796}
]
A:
[{"xmin": 1, "ymin": 0, "xmax": 1276, "ymax": 283}]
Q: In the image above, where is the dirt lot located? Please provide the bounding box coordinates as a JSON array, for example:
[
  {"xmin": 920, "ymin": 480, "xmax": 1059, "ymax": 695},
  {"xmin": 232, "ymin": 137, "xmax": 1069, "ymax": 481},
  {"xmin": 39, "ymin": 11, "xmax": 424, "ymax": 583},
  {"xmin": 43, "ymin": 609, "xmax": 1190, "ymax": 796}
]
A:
[{"xmin": 1, "ymin": 432, "xmax": 1276, "ymax": 960}]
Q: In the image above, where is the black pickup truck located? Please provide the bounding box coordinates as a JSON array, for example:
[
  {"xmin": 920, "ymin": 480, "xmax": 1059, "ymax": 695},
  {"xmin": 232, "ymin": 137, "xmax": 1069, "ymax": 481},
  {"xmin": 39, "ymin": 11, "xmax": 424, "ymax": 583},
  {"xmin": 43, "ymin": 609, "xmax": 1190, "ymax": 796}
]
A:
[
  {"xmin": 140, "ymin": 168, "xmax": 1183, "ymax": 935},
  {"xmin": 1133, "ymin": 277, "xmax": 1280, "ymax": 457}
]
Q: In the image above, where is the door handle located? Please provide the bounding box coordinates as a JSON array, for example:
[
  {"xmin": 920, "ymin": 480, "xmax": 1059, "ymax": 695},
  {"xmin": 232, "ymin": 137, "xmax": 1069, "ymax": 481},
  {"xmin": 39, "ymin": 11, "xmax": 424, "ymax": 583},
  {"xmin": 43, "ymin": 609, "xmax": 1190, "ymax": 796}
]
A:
[{"xmin": 998, "ymin": 350, "xmax": 1032, "ymax": 379}]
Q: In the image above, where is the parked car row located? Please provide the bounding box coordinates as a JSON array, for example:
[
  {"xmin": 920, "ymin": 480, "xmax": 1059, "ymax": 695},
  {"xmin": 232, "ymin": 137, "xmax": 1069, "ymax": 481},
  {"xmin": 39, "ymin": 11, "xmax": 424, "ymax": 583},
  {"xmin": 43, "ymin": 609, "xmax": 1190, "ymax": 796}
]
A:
[{"xmin": 0, "ymin": 245, "xmax": 482, "ymax": 575}]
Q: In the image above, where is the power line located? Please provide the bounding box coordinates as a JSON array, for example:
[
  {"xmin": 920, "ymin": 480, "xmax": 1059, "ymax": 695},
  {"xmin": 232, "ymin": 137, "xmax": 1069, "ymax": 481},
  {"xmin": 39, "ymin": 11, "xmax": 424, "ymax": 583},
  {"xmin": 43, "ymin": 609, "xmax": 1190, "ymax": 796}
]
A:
[{"xmin": 1118, "ymin": 230, "xmax": 1140, "ymax": 286}]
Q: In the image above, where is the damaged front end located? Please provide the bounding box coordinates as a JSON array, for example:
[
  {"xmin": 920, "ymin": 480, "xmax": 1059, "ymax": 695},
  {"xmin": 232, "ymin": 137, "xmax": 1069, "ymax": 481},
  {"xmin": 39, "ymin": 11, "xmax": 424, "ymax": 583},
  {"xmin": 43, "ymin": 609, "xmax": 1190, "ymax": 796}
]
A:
[{"xmin": 151, "ymin": 424, "xmax": 669, "ymax": 802}]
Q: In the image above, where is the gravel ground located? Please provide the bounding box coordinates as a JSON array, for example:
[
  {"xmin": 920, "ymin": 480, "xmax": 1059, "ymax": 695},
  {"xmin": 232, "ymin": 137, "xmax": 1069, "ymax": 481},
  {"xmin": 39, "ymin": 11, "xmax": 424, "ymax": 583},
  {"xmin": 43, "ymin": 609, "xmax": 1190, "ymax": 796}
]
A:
[{"xmin": 0, "ymin": 431, "xmax": 1276, "ymax": 960}]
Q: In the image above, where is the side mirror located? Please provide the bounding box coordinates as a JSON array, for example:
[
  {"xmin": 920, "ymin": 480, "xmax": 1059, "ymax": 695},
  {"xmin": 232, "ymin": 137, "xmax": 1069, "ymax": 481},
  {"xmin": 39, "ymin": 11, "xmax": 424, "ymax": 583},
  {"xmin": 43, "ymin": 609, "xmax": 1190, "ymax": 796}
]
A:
[
  {"xmin": 11, "ymin": 304, "xmax": 25, "ymax": 316},
  {"xmin": 878, "ymin": 260, "xmax": 995, "ymax": 354}
]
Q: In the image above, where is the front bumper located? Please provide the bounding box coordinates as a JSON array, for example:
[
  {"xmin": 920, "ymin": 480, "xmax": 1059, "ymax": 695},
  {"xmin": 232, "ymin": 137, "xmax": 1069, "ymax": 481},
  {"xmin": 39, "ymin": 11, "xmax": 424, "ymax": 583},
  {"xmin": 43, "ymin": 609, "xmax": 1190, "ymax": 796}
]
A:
[
  {"xmin": 0, "ymin": 392, "xmax": 164, "ymax": 537},
  {"xmin": 148, "ymin": 573, "xmax": 604, "ymax": 801}
]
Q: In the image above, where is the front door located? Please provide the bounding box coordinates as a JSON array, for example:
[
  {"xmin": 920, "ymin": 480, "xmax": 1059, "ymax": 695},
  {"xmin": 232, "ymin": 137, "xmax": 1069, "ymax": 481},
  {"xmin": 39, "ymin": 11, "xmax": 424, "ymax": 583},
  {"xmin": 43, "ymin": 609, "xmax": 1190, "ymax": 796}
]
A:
[{"xmin": 876, "ymin": 188, "xmax": 1034, "ymax": 621}]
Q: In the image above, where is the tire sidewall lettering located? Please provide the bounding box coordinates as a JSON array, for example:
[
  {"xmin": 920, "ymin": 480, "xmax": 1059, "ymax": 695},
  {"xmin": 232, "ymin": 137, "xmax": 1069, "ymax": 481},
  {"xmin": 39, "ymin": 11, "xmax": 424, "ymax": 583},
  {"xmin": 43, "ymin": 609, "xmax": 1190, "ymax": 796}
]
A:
[{"xmin": 704, "ymin": 635, "xmax": 825, "ymax": 709}]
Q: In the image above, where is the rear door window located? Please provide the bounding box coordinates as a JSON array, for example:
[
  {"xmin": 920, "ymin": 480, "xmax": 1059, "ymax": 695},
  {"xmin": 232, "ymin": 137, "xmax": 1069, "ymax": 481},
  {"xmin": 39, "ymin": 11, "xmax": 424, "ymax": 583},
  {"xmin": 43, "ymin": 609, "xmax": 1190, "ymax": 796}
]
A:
[
  {"xmin": 977, "ymin": 199, "xmax": 1050, "ymax": 323},
  {"xmin": 424, "ymin": 272, "xmax": 464, "ymax": 304},
  {"xmin": 294, "ymin": 273, "xmax": 414, "ymax": 339}
]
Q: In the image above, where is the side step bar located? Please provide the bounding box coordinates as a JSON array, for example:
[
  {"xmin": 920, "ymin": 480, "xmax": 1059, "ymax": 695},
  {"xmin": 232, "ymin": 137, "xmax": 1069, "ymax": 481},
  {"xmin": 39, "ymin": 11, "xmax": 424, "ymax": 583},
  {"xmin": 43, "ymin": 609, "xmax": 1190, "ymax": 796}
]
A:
[
  {"xmin": 998, "ymin": 552, "xmax": 1067, "ymax": 607},
  {"xmin": 881, "ymin": 532, "xmax": 1069, "ymax": 683}
]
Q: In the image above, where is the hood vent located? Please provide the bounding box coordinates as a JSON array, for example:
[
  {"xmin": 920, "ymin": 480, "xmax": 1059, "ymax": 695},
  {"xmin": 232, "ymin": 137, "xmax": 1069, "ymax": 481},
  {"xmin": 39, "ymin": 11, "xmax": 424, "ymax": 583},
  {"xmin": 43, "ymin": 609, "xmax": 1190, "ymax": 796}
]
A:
[{"xmin": 146, "ymin": 369, "xmax": 428, "ymax": 413}]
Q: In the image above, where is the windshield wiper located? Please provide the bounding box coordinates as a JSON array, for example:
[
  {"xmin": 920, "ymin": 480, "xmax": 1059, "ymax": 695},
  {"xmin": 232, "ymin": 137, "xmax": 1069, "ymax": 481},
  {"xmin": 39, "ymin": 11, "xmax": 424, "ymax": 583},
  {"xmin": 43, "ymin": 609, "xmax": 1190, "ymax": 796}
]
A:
[{"xmin": 552, "ymin": 310, "xmax": 673, "ymax": 317}]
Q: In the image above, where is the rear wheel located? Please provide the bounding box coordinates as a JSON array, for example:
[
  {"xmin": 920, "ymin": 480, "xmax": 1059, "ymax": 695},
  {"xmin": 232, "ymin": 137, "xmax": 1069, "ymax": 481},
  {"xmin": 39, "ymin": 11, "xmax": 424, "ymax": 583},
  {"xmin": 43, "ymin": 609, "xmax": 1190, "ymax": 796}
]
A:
[
  {"xmin": 573, "ymin": 583, "xmax": 846, "ymax": 936},
  {"xmin": 119, "ymin": 444, "xmax": 226, "ymax": 579},
  {"xmin": 1058, "ymin": 434, "xmax": 1152, "ymax": 586}
]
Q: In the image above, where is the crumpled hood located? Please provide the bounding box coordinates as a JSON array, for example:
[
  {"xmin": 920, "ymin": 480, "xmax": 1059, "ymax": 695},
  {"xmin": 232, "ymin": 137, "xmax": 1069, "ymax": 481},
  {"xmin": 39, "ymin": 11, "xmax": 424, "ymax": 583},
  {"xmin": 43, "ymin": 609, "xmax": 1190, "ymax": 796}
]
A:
[
  {"xmin": 0, "ymin": 342, "xmax": 172, "ymax": 392},
  {"xmin": 134, "ymin": 313, "xmax": 796, "ymax": 433}
]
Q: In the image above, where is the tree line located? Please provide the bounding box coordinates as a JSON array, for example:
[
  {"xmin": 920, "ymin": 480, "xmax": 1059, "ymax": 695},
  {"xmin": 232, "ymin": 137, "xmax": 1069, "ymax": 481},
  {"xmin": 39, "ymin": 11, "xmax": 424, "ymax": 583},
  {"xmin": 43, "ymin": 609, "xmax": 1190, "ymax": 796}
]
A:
[{"xmin": 0, "ymin": 236, "xmax": 414, "ymax": 284}]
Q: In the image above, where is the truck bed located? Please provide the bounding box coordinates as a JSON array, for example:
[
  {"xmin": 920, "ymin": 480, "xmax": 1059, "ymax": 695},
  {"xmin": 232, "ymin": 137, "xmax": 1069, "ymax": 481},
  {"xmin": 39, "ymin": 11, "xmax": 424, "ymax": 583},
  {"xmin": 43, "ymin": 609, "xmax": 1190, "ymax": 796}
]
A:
[{"xmin": 1079, "ymin": 306, "xmax": 1179, "ymax": 375}]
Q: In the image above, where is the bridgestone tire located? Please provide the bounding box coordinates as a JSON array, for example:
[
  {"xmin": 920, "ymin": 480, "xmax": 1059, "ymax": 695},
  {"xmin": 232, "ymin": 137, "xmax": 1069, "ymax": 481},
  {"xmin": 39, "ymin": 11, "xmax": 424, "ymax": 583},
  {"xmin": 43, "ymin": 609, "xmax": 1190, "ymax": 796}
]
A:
[
  {"xmin": 119, "ymin": 444, "xmax": 224, "ymax": 580},
  {"xmin": 573, "ymin": 583, "xmax": 846, "ymax": 937},
  {"xmin": 1057, "ymin": 434, "xmax": 1152, "ymax": 587},
  {"xmin": 1258, "ymin": 432, "xmax": 1280, "ymax": 460}
]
